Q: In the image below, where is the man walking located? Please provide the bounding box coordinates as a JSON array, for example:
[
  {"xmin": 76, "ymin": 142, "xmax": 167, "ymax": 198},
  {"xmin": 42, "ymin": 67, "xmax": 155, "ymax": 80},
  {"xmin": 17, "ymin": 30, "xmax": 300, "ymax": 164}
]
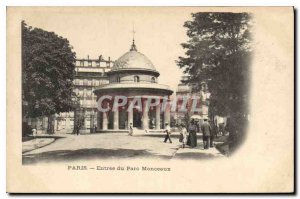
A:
[
  {"xmin": 201, "ymin": 119, "xmax": 211, "ymax": 149},
  {"xmin": 210, "ymin": 121, "xmax": 217, "ymax": 148},
  {"xmin": 163, "ymin": 123, "xmax": 172, "ymax": 143},
  {"xmin": 225, "ymin": 118, "xmax": 237, "ymax": 154}
]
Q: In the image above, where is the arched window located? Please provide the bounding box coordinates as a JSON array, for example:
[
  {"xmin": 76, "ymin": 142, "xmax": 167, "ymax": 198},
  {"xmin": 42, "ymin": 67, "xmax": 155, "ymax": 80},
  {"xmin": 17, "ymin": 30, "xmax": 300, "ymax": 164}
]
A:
[
  {"xmin": 151, "ymin": 77, "xmax": 156, "ymax": 83},
  {"xmin": 117, "ymin": 76, "xmax": 121, "ymax": 83},
  {"xmin": 134, "ymin": 76, "xmax": 140, "ymax": 83}
]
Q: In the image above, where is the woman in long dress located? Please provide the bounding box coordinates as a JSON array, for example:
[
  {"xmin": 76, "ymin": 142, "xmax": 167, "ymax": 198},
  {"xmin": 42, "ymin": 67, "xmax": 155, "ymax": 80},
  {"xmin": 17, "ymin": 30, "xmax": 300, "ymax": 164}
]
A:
[{"xmin": 188, "ymin": 119, "xmax": 197, "ymax": 148}]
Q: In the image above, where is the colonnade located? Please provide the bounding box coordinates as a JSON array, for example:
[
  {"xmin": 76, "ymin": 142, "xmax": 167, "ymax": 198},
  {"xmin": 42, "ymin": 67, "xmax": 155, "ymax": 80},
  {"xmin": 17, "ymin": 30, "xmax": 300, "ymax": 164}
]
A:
[{"xmin": 98, "ymin": 98, "xmax": 171, "ymax": 130}]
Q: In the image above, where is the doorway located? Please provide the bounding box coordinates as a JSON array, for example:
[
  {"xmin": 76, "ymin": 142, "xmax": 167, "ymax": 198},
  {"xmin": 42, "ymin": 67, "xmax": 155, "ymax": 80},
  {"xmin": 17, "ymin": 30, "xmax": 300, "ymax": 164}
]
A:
[
  {"xmin": 133, "ymin": 110, "xmax": 142, "ymax": 128},
  {"xmin": 119, "ymin": 109, "xmax": 127, "ymax": 129}
]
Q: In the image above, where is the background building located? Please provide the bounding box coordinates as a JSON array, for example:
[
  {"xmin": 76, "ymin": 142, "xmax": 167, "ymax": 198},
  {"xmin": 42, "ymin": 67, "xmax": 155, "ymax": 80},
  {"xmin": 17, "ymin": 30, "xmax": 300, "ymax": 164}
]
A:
[
  {"xmin": 60, "ymin": 55, "xmax": 113, "ymax": 133},
  {"xmin": 174, "ymin": 76, "xmax": 227, "ymax": 128},
  {"xmin": 174, "ymin": 76, "xmax": 210, "ymax": 127},
  {"xmin": 27, "ymin": 55, "xmax": 113, "ymax": 134}
]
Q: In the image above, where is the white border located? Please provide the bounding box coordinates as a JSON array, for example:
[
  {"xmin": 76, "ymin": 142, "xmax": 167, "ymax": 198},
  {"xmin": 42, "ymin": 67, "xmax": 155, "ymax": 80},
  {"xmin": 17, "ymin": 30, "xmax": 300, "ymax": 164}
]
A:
[{"xmin": 1, "ymin": 0, "xmax": 297, "ymax": 198}]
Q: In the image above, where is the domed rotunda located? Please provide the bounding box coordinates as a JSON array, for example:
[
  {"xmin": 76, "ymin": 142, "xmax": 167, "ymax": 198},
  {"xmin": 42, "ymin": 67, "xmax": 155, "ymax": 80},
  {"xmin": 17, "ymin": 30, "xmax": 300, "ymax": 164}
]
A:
[{"xmin": 94, "ymin": 40, "xmax": 173, "ymax": 131}]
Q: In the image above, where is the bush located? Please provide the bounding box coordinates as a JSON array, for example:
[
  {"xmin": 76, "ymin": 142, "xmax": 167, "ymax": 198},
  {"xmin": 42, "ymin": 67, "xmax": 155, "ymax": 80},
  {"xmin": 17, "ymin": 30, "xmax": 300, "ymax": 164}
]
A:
[{"xmin": 22, "ymin": 122, "xmax": 32, "ymax": 137}]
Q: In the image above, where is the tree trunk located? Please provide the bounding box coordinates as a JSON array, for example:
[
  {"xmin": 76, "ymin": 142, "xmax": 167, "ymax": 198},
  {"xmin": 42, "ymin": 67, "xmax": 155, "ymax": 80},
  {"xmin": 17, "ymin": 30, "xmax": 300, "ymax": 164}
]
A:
[{"xmin": 47, "ymin": 115, "xmax": 54, "ymax": 134}]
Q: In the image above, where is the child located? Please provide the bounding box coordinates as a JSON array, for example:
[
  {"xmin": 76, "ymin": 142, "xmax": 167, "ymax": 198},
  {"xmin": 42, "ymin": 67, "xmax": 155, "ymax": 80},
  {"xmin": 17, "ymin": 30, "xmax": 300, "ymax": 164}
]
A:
[
  {"xmin": 180, "ymin": 124, "xmax": 188, "ymax": 148},
  {"xmin": 128, "ymin": 123, "xmax": 133, "ymax": 136}
]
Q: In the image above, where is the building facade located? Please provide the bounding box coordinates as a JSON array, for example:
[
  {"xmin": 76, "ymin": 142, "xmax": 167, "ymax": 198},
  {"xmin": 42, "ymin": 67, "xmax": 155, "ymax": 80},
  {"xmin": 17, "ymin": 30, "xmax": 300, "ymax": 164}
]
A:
[
  {"xmin": 58, "ymin": 56, "xmax": 113, "ymax": 133},
  {"xmin": 174, "ymin": 77, "xmax": 227, "ymax": 127},
  {"xmin": 27, "ymin": 55, "xmax": 113, "ymax": 134},
  {"xmin": 174, "ymin": 77, "xmax": 210, "ymax": 126}
]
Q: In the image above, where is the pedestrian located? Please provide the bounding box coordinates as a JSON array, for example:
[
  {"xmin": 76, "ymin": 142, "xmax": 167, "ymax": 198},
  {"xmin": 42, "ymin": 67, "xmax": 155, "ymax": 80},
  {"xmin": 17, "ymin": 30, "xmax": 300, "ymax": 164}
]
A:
[
  {"xmin": 179, "ymin": 124, "xmax": 188, "ymax": 148},
  {"xmin": 210, "ymin": 121, "xmax": 217, "ymax": 148},
  {"xmin": 219, "ymin": 123, "xmax": 225, "ymax": 136},
  {"xmin": 94, "ymin": 125, "xmax": 97, "ymax": 133},
  {"xmin": 188, "ymin": 119, "xmax": 197, "ymax": 148},
  {"xmin": 163, "ymin": 123, "xmax": 172, "ymax": 143},
  {"xmin": 215, "ymin": 124, "xmax": 219, "ymax": 137},
  {"xmin": 201, "ymin": 119, "xmax": 211, "ymax": 149},
  {"xmin": 128, "ymin": 123, "xmax": 133, "ymax": 136},
  {"xmin": 225, "ymin": 118, "xmax": 237, "ymax": 153},
  {"xmin": 32, "ymin": 128, "xmax": 37, "ymax": 137},
  {"xmin": 196, "ymin": 121, "xmax": 200, "ymax": 133}
]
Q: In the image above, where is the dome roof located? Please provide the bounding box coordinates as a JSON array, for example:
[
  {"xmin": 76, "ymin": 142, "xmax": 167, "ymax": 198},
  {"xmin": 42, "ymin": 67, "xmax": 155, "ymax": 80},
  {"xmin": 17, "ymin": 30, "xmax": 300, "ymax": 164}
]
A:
[{"xmin": 111, "ymin": 41, "xmax": 157, "ymax": 71}]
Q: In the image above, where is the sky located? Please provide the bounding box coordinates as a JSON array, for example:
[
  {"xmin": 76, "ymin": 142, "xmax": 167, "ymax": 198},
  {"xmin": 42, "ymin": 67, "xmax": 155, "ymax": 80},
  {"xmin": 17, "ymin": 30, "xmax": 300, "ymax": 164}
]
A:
[{"xmin": 20, "ymin": 7, "xmax": 205, "ymax": 91}]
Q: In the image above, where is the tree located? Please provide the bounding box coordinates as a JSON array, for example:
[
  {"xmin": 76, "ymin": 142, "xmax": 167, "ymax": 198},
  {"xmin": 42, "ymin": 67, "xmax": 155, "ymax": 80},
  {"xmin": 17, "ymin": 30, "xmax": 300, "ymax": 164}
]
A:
[
  {"xmin": 177, "ymin": 13, "xmax": 252, "ymax": 149},
  {"xmin": 22, "ymin": 21, "xmax": 77, "ymax": 133}
]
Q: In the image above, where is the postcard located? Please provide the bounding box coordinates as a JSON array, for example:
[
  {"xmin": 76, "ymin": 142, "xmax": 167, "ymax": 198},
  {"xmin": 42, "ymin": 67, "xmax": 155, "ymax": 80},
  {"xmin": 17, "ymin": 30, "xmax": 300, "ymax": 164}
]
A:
[{"xmin": 7, "ymin": 7, "xmax": 294, "ymax": 193}]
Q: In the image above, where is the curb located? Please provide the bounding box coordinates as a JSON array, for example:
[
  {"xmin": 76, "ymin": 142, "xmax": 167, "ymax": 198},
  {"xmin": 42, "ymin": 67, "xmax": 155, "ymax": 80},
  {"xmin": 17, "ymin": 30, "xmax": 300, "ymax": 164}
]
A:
[{"xmin": 22, "ymin": 138, "xmax": 57, "ymax": 154}]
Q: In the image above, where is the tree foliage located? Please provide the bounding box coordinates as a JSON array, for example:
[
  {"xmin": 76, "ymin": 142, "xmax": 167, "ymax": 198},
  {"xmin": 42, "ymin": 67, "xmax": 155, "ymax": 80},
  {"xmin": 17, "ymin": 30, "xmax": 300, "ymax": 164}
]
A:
[
  {"xmin": 22, "ymin": 21, "xmax": 77, "ymax": 118},
  {"xmin": 177, "ymin": 12, "xmax": 252, "ymax": 119}
]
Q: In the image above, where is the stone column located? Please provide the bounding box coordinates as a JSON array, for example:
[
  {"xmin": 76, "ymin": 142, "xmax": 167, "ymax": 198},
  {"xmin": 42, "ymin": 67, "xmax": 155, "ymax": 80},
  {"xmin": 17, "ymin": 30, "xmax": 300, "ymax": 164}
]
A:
[
  {"xmin": 142, "ymin": 99, "xmax": 149, "ymax": 129},
  {"xmin": 155, "ymin": 104, "xmax": 161, "ymax": 130},
  {"xmin": 164, "ymin": 100, "xmax": 171, "ymax": 127},
  {"xmin": 90, "ymin": 111, "xmax": 95, "ymax": 131},
  {"xmin": 94, "ymin": 111, "xmax": 97, "ymax": 129},
  {"xmin": 127, "ymin": 99, "xmax": 133, "ymax": 129},
  {"xmin": 102, "ymin": 112, "xmax": 108, "ymax": 130},
  {"xmin": 113, "ymin": 108, "xmax": 119, "ymax": 130}
]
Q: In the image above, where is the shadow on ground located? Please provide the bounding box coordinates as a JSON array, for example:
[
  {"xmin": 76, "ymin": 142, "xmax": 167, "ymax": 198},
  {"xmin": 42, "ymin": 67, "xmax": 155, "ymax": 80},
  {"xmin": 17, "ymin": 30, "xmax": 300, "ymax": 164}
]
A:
[
  {"xmin": 140, "ymin": 134, "xmax": 204, "ymax": 140},
  {"xmin": 141, "ymin": 134, "xmax": 227, "ymax": 143},
  {"xmin": 23, "ymin": 148, "xmax": 172, "ymax": 165},
  {"xmin": 174, "ymin": 152, "xmax": 224, "ymax": 160}
]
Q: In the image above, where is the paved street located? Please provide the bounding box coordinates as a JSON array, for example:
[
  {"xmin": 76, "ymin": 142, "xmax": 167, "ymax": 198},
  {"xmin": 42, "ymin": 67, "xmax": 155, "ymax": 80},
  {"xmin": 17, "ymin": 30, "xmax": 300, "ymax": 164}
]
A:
[{"xmin": 23, "ymin": 133, "xmax": 225, "ymax": 164}]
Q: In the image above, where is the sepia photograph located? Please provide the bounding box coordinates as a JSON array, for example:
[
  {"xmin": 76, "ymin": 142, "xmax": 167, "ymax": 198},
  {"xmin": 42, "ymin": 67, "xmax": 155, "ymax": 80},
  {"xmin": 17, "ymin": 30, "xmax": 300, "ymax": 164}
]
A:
[
  {"xmin": 20, "ymin": 9, "xmax": 252, "ymax": 164},
  {"xmin": 6, "ymin": 6, "xmax": 294, "ymax": 193}
]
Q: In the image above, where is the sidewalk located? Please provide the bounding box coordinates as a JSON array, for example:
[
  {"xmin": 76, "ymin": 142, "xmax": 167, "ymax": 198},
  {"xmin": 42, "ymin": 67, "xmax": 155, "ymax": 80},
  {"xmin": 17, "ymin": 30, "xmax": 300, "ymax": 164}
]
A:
[
  {"xmin": 22, "ymin": 137, "xmax": 56, "ymax": 153},
  {"xmin": 173, "ymin": 142, "xmax": 226, "ymax": 159}
]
